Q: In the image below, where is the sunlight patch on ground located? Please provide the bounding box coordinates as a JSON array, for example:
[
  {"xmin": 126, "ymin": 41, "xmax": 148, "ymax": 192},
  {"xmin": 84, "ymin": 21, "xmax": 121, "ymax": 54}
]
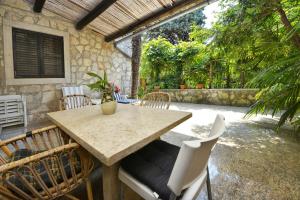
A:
[{"xmin": 170, "ymin": 103, "xmax": 278, "ymax": 138}]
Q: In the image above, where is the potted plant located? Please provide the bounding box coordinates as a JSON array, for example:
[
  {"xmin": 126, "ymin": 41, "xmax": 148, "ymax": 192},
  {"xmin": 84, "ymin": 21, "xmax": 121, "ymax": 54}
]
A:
[
  {"xmin": 86, "ymin": 71, "xmax": 117, "ymax": 115},
  {"xmin": 180, "ymin": 83, "xmax": 186, "ymax": 89},
  {"xmin": 179, "ymin": 72, "xmax": 186, "ymax": 89},
  {"xmin": 154, "ymin": 85, "xmax": 160, "ymax": 91},
  {"xmin": 196, "ymin": 83, "xmax": 204, "ymax": 89},
  {"xmin": 194, "ymin": 73, "xmax": 206, "ymax": 89}
]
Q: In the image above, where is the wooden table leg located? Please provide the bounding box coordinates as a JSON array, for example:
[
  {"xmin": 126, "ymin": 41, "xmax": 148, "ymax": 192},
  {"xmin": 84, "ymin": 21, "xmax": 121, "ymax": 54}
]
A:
[{"xmin": 103, "ymin": 162, "xmax": 121, "ymax": 200}]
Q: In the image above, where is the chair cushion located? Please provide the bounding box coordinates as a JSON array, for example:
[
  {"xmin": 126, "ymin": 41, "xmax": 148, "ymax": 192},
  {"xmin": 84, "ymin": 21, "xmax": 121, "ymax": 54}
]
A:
[
  {"xmin": 117, "ymin": 99, "xmax": 130, "ymax": 104},
  {"xmin": 6, "ymin": 149, "xmax": 81, "ymax": 195},
  {"xmin": 117, "ymin": 99, "xmax": 137, "ymax": 104},
  {"xmin": 121, "ymin": 140, "xmax": 179, "ymax": 200}
]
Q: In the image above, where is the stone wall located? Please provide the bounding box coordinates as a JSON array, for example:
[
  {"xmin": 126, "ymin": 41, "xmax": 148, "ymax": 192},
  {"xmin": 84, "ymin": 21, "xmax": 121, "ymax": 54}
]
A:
[
  {"xmin": 0, "ymin": 0, "xmax": 131, "ymax": 123},
  {"xmin": 161, "ymin": 89, "xmax": 259, "ymax": 107}
]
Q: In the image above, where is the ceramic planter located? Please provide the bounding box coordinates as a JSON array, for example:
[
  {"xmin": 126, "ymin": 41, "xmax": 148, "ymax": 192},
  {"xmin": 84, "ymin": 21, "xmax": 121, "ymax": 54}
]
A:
[
  {"xmin": 154, "ymin": 86, "xmax": 160, "ymax": 91},
  {"xmin": 101, "ymin": 101, "xmax": 117, "ymax": 115},
  {"xmin": 196, "ymin": 83, "xmax": 204, "ymax": 89}
]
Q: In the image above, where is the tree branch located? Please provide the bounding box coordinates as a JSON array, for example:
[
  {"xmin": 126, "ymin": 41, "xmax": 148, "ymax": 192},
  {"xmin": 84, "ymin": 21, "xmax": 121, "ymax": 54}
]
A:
[{"xmin": 276, "ymin": 3, "xmax": 300, "ymax": 50}]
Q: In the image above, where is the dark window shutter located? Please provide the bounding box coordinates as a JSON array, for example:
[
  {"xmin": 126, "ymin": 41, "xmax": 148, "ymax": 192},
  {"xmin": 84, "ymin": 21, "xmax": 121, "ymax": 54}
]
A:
[
  {"xmin": 13, "ymin": 28, "xmax": 40, "ymax": 78},
  {"xmin": 41, "ymin": 34, "xmax": 64, "ymax": 78},
  {"xmin": 12, "ymin": 28, "xmax": 65, "ymax": 78}
]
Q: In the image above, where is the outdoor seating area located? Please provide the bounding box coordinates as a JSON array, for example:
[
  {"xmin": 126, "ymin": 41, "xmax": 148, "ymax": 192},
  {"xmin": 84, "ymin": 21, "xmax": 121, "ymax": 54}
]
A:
[{"xmin": 0, "ymin": 0, "xmax": 299, "ymax": 200}]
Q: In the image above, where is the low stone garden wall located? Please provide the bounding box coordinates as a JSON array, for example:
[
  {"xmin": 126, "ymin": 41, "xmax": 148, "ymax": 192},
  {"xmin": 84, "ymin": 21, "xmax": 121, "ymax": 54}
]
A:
[{"xmin": 160, "ymin": 89, "xmax": 259, "ymax": 107}]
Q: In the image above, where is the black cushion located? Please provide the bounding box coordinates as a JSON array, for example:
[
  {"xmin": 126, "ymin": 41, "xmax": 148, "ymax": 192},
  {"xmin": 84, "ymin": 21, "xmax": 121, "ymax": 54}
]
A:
[{"xmin": 121, "ymin": 140, "xmax": 179, "ymax": 200}]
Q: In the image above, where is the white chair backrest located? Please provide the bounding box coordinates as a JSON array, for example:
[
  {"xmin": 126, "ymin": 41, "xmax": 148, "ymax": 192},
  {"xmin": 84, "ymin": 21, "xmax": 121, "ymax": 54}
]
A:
[
  {"xmin": 62, "ymin": 86, "xmax": 84, "ymax": 97},
  {"xmin": 61, "ymin": 86, "xmax": 85, "ymax": 109},
  {"xmin": 114, "ymin": 92, "xmax": 122, "ymax": 101},
  {"xmin": 167, "ymin": 114, "xmax": 225, "ymax": 196},
  {"xmin": 0, "ymin": 95, "xmax": 27, "ymax": 128},
  {"xmin": 61, "ymin": 95, "xmax": 91, "ymax": 110}
]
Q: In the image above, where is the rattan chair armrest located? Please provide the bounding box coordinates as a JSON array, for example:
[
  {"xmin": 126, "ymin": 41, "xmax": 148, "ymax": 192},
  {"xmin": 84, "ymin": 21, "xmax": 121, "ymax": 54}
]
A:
[
  {"xmin": 0, "ymin": 125, "xmax": 58, "ymax": 147},
  {"xmin": 0, "ymin": 143, "xmax": 80, "ymax": 173}
]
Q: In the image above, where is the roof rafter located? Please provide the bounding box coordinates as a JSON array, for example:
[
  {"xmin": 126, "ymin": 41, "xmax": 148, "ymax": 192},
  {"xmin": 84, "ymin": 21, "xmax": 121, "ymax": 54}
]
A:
[
  {"xmin": 76, "ymin": 0, "xmax": 117, "ymax": 30},
  {"xmin": 33, "ymin": 0, "xmax": 46, "ymax": 13}
]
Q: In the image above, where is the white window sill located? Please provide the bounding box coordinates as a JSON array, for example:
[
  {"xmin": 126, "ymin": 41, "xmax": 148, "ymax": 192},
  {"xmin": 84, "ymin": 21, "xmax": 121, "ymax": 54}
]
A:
[{"xmin": 5, "ymin": 78, "xmax": 70, "ymax": 85}]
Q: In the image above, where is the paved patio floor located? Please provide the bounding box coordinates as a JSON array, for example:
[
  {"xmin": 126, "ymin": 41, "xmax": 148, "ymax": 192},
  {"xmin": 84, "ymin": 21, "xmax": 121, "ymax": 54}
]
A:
[
  {"xmin": 162, "ymin": 103, "xmax": 300, "ymax": 200},
  {"xmin": 1, "ymin": 103, "xmax": 299, "ymax": 200}
]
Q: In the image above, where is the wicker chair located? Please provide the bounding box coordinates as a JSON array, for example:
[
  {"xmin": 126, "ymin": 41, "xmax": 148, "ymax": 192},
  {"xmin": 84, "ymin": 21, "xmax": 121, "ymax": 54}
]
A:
[
  {"xmin": 0, "ymin": 126, "xmax": 94, "ymax": 200},
  {"xmin": 140, "ymin": 92, "xmax": 171, "ymax": 110},
  {"xmin": 59, "ymin": 94, "xmax": 92, "ymax": 110}
]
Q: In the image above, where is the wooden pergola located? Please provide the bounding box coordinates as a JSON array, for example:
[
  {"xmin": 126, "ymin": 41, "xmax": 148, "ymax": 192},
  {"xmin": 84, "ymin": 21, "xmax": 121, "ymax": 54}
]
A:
[{"xmin": 27, "ymin": 0, "xmax": 215, "ymax": 42}]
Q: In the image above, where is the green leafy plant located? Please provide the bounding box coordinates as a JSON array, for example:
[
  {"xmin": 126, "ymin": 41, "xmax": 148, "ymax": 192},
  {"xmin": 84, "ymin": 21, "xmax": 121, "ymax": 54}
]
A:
[{"xmin": 86, "ymin": 71, "xmax": 114, "ymax": 103}]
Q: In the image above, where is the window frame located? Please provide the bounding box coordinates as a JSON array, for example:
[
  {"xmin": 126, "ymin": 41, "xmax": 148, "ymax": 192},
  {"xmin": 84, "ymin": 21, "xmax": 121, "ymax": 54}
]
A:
[{"xmin": 3, "ymin": 19, "xmax": 70, "ymax": 85}]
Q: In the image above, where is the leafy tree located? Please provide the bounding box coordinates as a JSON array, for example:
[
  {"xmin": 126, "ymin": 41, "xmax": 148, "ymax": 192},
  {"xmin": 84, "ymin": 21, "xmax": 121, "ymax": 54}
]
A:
[
  {"xmin": 140, "ymin": 37, "xmax": 174, "ymax": 84},
  {"xmin": 145, "ymin": 9, "xmax": 206, "ymax": 44},
  {"xmin": 211, "ymin": 0, "xmax": 300, "ymax": 129},
  {"xmin": 140, "ymin": 0, "xmax": 300, "ymax": 130}
]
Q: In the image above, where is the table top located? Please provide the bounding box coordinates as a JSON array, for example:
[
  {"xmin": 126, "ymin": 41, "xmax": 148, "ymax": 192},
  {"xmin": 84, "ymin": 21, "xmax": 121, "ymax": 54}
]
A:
[{"xmin": 47, "ymin": 104, "xmax": 192, "ymax": 166}]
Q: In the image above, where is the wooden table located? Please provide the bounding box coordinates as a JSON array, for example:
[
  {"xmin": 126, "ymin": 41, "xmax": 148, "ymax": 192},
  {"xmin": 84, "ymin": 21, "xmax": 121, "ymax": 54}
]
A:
[{"xmin": 47, "ymin": 104, "xmax": 192, "ymax": 200}]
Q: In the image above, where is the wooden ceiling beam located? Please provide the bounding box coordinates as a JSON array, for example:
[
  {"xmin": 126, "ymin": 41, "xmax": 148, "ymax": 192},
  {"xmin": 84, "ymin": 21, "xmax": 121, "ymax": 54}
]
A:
[
  {"xmin": 33, "ymin": 0, "xmax": 46, "ymax": 13},
  {"xmin": 76, "ymin": 0, "xmax": 117, "ymax": 30},
  {"xmin": 105, "ymin": 0, "xmax": 214, "ymax": 42}
]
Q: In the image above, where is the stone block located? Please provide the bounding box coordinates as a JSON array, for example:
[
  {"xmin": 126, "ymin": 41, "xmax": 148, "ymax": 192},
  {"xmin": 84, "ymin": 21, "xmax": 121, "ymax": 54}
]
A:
[
  {"xmin": 76, "ymin": 45, "xmax": 84, "ymax": 54},
  {"xmin": 37, "ymin": 18, "xmax": 50, "ymax": 27},
  {"xmin": 80, "ymin": 37, "xmax": 89, "ymax": 45},
  {"xmin": 20, "ymin": 85, "xmax": 41, "ymax": 93},
  {"xmin": 42, "ymin": 91, "xmax": 56, "ymax": 103},
  {"xmin": 23, "ymin": 16, "xmax": 34, "ymax": 24},
  {"xmin": 70, "ymin": 37, "xmax": 79, "ymax": 45},
  {"xmin": 83, "ymin": 58, "xmax": 92, "ymax": 66},
  {"xmin": 42, "ymin": 85, "xmax": 56, "ymax": 91}
]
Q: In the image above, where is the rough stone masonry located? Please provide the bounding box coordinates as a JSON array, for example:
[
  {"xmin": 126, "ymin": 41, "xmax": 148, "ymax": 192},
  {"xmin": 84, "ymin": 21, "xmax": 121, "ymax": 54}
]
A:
[{"xmin": 0, "ymin": 0, "xmax": 132, "ymax": 124}]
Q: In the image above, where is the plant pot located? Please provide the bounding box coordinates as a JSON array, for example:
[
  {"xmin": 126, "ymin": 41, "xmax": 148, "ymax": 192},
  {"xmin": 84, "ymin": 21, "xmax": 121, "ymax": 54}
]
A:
[
  {"xmin": 180, "ymin": 84, "xmax": 186, "ymax": 89},
  {"xmin": 140, "ymin": 78, "xmax": 146, "ymax": 89},
  {"xmin": 101, "ymin": 101, "xmax": 117, "ymax": 115},
  {"xmin": 196, "ymin": 83, "xmax": 204, "ymax": 89},
  {"xmin": 154, "ymin": 86, "xmax": 160, "ymax": 91}
]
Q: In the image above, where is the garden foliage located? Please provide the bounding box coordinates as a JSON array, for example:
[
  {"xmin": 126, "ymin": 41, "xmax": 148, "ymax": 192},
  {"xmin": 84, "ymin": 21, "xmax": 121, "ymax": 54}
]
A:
[{"xmin": 140, "ymin": 0, "xmax": 300, "ymax": 130}]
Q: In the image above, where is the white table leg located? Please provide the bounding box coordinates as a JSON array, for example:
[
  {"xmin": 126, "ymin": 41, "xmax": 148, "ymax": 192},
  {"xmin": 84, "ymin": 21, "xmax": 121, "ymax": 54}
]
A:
[{"xmin": 103, "ymin": 162, "xmax": 121, "ymax": 200}]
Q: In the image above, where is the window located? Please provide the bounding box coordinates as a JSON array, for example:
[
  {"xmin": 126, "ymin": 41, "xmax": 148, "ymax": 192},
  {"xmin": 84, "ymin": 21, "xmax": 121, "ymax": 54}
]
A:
[{"xmin": 12, "ymin": 28, "xmax": 65, "ymax": 78}]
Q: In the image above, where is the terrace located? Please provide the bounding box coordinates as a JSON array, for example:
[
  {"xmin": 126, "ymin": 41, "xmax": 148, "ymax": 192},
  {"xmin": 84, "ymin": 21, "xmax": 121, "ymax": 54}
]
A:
[{"xmin": 0, "ymin": 0, "xmax": 299, "ymax": 200}]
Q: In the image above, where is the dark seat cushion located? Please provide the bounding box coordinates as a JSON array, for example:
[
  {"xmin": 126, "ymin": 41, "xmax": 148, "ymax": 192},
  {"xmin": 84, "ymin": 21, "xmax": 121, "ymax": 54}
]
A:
[
  {"xmin": 121, "ymin": 140, "xmax": 179, "ymax": 200},
  {"xmin": 6, "ymin": 149, "xmax": 81, "ymax": 195},
  {"xmin": 117, "ymin": 99, "xmax": 130, "ymax": 104},
  {"xmin": 117, "ymin": 99, "xmax": 137, "ymax": 104}
]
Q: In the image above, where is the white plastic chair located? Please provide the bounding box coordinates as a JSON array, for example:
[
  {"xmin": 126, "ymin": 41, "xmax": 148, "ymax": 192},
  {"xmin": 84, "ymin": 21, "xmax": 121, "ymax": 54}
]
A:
[
  {"xmin": 0, "ymin": 95, "xmax": 27, "ymax": 128},
  {"xmin": 119, "ymin": 114, "xmax": 225, "ymax": 200}
]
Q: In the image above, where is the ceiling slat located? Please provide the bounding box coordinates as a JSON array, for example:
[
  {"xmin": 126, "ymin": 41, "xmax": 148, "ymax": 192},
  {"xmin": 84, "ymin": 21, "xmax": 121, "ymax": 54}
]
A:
[
  {"xmin": 25, "ymin": 0, "xmax": 213, "ymax": 42},
  {"xmin": 76, "ymin": 0, "xmax": 117, "ymax": 30}
]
